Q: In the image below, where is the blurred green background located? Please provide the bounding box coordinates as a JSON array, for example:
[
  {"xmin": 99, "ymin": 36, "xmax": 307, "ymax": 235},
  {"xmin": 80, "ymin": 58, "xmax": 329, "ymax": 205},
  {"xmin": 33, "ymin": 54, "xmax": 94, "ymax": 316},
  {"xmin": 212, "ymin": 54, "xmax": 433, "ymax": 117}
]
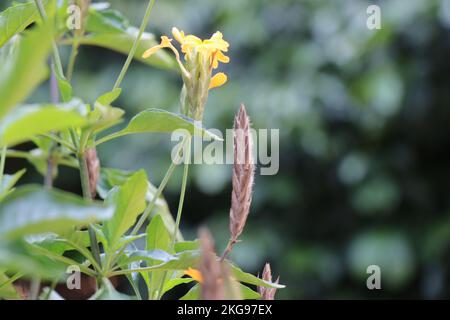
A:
[{"xmin": 3, "ymin": 0, "xmax": 450, "ymax": 299}]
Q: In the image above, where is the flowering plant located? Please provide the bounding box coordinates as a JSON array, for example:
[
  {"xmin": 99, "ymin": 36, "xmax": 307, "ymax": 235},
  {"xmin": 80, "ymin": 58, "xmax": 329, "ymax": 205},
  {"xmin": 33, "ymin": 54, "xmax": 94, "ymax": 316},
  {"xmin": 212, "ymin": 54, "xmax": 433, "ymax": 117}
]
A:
[{"xmin": 0, "ymin": 0, "xmax": 283, "ymax": 300}]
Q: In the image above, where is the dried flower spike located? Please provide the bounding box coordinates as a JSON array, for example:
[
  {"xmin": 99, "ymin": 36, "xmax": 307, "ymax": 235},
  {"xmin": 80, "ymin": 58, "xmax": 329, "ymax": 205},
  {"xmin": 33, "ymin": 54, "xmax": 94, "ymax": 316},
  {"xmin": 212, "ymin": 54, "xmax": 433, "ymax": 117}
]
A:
[
  {"xmin": 220, "ymin": 104, "xmax": 255, "ymax": 261},
  {"xmin": 230, "ymin": 104, "xmax": 255, "ymax": 236},
  {"xmin": 199, "ymin": 228, "xmax": 224, "ymax": 300},
  {"xmin": 257, "ymin": 263, "xmax": 279, "ymax": 300}
]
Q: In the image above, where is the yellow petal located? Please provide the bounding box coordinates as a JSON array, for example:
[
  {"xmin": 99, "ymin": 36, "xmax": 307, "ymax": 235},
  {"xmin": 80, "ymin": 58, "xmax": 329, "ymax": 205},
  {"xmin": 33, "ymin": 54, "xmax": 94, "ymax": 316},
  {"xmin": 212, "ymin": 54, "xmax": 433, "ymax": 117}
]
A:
[
  {"xmin": 160, "ymin": 36, "xmax": 172, "ymax": 47},
  {"xmin": 217, "ymin": 50, "xmax": 230, "ymax": 63},
  {"xmin": 142, "ymin": 45, "xmax": 162, "ymax": 58},
  {"xmin": 209, "ymin": 72, "xmax": 227, "ymax": 89},
  {"xmin": 205, "ymin": 31, "xmax": 229, "ymax": 52},
  {"xmin": 184, "ymin": 268, "xmax": 203, "ymax": 283},
  {"xmin": 211, "ymin": 50, "xmax": 230, "ymax": 69},
  {"xmin": 172, "ymin": 27, "xmax": 185, "ymax": 44},
  {"xmin": 210, "ymin": 31, "xmax": 224, "ymax": 41}
]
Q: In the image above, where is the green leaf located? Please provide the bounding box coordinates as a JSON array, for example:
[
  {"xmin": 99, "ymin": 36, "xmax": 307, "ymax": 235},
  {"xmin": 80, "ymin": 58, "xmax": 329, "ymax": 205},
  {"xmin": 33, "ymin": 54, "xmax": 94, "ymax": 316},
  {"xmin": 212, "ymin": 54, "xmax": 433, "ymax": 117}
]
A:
[
  {"xmin": 0, "ymin": 169, "xmax": 25, "ymax": 201},
  {"xmin": 90, "ymin": 278, "xmax": 133, "ymax": 300},
  {"xmin": 0, "ymin": 240, "xmax": 66, "ymax": 280},
  {"xmin": 0, "ymin": 23, "xmax": 52, "ymax": 120},
  {"xmin": 227, "ymin": 262, "xmax": 285, "ymax": 289},
  {"xmin": 239, "ymin": 283, "xmax": 261, "ymax": 300},
  {"xmin": 162, "ymin": 277, "xmax": 194, "ymax": 296},
  {"xmin": 97, "ymin": 108, "xmax": 223, "ymax": 145},
  {"xmin": 144, "ymin": 215, "xmax": 172, "ymax": 298},
  {"xmin": 0, "ymin": 1, "xmax": 45, "ymax": 48},
  {"xmin": 176, "ymin": 275, "xmax": 261, "ymax": 300},
  {"xmin": 0, "ymin": 185, "xmax": 114, "ymax": 239},
  {"xmin": 180, "ymin": 283, "xmax": 200, "ymax": 300},
  {"xmin": 147, "ymin": 215, "xmax": 172, "ymax": 253},
  {"xmin": 97, "ymin": 168, "xmax": 182, "ymax": 241},
  {"xmin": 104, "ymin": 170, "xmax": 147, "ymax": 249},
  {"xmin": 118, "ymin": 250, "xmax": 200, "ymax": 273},
  {"xmin": 55, "ymin": 73, "xmax": 73, "ymax": 103},
  {"xmin": 25, "ymin": 230, "xmax": 92, "ymax": 255},
  {"xmin": 0, "ymin": 101, "xmax": 87, "ymax": 147},
  {"xmin": 61, "ymin": 4, "xmax": 176, "ymax": 70},
  {"xmin": 0, "ymin": 270, "xmax": 21, "ymax": 299},
  {"xmin": 86, "ymin": 4, "xmax": 129, "ymax": 34},
  {"xmin": 96, "ymin": 88, "xmax": 122, "ymax": 106},
  {"xmin": 125, "ymin": 249, "xmax": 174, "ymax": 264},
  {"xmin": 174, "ymin": 240, "xmax": 200, "ymax": 253},
  {"xmin": 87, "ymin": 104, "xmax": 125, "ymax": 135}
]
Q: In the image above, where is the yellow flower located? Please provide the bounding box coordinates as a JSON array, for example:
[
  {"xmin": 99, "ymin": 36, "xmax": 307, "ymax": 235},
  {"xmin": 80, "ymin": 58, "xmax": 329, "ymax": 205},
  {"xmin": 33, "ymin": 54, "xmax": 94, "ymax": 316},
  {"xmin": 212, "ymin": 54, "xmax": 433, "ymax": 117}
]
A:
[
  {"xmin": 184, "ymin": 267, "xmax": 203, "ymax": 283},
  {"xmin": 142, "ymin": 27, "xmax": 230, "ymax": 119},
  {"xmin": 143, "ymin": 28, "xmax": 230, "ymax": 89}
]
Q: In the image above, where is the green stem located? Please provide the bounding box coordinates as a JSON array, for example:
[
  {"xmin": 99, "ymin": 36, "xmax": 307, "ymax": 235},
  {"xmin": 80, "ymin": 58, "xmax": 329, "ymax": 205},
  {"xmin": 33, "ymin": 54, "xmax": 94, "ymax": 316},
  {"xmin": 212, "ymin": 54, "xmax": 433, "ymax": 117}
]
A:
[
  {"xmin": 33, "ymin": 0, "xmax": 65, "ymax": 80},
  {"xmin": 29, "ymin": 277, "xmax": 41, "ymax": 300},
  {"xmin": 156, "ymin": 136, "xmax": 191, "ymax": 299},
  {"xmin": 42, "ymin": 133, "xmax": 77, "ymax": 152},
  {"xmin": 43, "ymin": 278, "xmax": 59, "ymax": 300},
  {"xmin": 77, "ymin": 152, "xmax": 103, "ymax": 277},
  {"xmin": 5, "ymin": 150, "xmax": 77, "ymax": 169},
  {"xmin": 0, "ymin": 146, "xmax": 7, "ymax": 189},
  {"xmin": 66, "ymin": 38, "xmax": 79, "ymax": 81},
  {"xmin": 77, "ymin": 152, "xmax": 91, "ymax": 199},
  {"xmin": 112, "ymin": 0, "xmax": 156, "ymax": 90},
  {"xmin": 95, "ymin": 132, "xmax": 124, "ymax": 146},
  {"xmin": 131, "ymin": 162, "xmax": 176, "ymax": 235},
  {"xmin": 170, "ymin": 137, "xmax": 191, "ymax": 247}
]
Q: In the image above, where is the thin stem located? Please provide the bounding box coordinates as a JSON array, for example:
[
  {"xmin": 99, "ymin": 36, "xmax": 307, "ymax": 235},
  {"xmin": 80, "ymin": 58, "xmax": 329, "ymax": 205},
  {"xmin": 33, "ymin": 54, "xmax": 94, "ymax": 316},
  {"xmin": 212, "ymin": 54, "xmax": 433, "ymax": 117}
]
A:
[
  {"xmin": 33, "ymin": 0, "xmax": 65, "ymax": 80},
  {"xmin": 44, "ymin": 153, "xmax": 55, "ymax": 188},
  {"xmin": 125, "ymin": 274, "xmax": 142, "ymax": 300},
  {"xmin": 77, "ymin": 153, "xmax": 91, "ymax": 199},
  {"xmin": 43, "ymin": 278, "xmax": 59, "ymax": 300},
  {"xmin": 32, "ymin": 244, "xmax": 97, "ymax": 277},
  {"xmin": 5, "ymin": 150, "xmax": 29, "ymax": 159},
  {"xmin": 61, "ymin": 238, "xmax": 102, "ymax": 273},
  {"xmin": 219, "ymin": 239, "xmax": 238, "ymax": 262},
  {"xmin": 157, "ymin": 136, "xmax": 191, "ymax": 299},
  {"xmin": 0, "ymin": 146, "xmax": 7, "ymax": 188},
  {"xmin": 41, "ymin": 133, "xmax": 77, "ymax": 153},
  {"xmin": 170, "ymin": 137, "xmax": 191, "ymax": 247},
  {"xmin": 112, "ymin": 0, "xmax": 156, "ymax": 90},
  {"xmin": 29, "ymin": 277, "xmax": 41, "ymax": 300},
  {"xmin": 77, "ymin": 151, "xmax": 103, "ymax": 278},
  {"xmin": 66, "ymin": 38, "xmax": 79, "ymax": 81},
  {"xmin": 5, "ymin": 150, "xmax": 77, "ymax": 169},
  {"xmin": 95, "ymin": 132, "xmax": 123, "ymax": 146},
  {"xmin": 131, "ymin": 162, "xmax": 176, "ymax": 235}
]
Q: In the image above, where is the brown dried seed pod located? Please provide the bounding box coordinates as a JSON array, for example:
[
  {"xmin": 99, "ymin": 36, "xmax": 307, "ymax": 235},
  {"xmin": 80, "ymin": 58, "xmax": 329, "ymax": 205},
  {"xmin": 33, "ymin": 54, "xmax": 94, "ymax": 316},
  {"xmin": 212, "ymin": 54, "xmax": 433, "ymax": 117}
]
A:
[
  {"xmin": 229, "ymin": 104, "xmax": 255, "ymax": 242},
  {"xmin": 85, "ymin": 147, "xmax": 100, "ymax": 198},
  {"xmin": 257, "ymin": 263, "xmax": 279, "ymax": 300},
  {"xmin": 199, "ymin": 228, "xmax": 224, "ymax": 300}
]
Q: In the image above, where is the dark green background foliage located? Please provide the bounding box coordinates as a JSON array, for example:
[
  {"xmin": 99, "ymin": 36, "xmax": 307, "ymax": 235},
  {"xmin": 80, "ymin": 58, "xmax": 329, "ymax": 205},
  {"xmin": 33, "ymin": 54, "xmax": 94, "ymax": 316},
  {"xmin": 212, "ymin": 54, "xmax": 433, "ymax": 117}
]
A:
[{"xmin": 3, "ymin": 0, "xmax": 450, "ymax": 299}]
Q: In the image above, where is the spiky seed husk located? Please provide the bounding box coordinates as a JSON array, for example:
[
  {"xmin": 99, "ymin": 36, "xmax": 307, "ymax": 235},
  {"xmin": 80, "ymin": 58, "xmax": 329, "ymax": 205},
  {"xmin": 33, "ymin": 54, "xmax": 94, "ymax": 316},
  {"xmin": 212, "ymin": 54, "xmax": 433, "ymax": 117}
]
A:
[
  {"xmin": 229, "ymin": 104, "xmax": 255, "ymax": 242},
  {"xmin": 199, "ymin": 228, "xmax": 224, "ymax": 300},
  {"xmin": 85, "ymin": 147, "xmax": 100, "ymax": 198},
  {"xmin": 257, "ymin": 263, "xmax": 279, "ymax": 300}
]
